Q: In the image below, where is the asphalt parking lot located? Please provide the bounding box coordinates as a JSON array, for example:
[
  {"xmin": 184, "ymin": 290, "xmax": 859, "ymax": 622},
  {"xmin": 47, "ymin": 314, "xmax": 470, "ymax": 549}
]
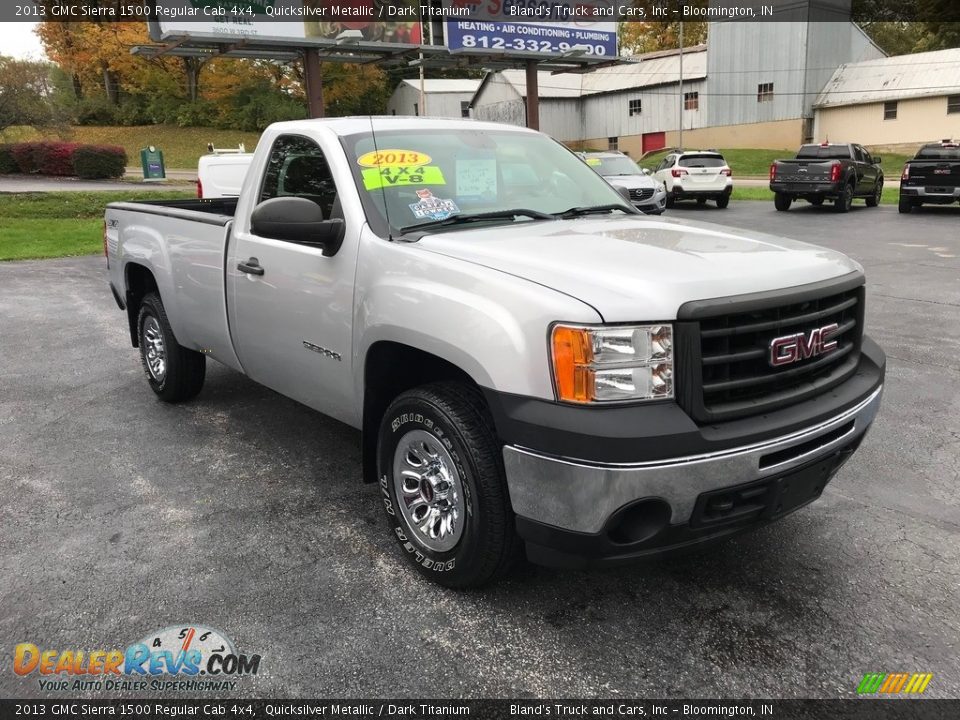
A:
[{"xmin": 1, "ymin": 200, "xmax": 958, "ymax": 700}]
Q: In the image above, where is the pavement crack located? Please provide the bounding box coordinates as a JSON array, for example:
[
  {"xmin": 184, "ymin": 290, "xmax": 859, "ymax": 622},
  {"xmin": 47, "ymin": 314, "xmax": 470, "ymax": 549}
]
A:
[{"xmin": 872, "ymin": 292, "xmax": 960, "ymax": 308}]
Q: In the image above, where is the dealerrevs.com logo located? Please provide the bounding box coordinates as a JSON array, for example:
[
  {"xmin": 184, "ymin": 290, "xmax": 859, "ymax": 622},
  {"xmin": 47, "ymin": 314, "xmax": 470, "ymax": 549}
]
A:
[{"xmin": 14, "ymin": 625, "xmax": 261, "ymax": 693}]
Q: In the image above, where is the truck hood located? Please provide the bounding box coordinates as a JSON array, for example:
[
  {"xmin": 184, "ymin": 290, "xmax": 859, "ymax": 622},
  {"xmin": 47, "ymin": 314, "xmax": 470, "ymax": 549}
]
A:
[{"xmin": 415, "ymin": 215, "xmax": 861, "ymax": 321}]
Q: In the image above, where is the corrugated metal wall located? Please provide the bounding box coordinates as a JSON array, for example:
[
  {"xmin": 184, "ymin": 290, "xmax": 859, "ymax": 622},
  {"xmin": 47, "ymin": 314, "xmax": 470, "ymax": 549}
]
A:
[
  {"xmin": 581, "ymin": 80, "xmax": 707, "ymax": 140},
  {"xmin": 387, "ymin": 84, "xmax": 473, "ymax": 118}
]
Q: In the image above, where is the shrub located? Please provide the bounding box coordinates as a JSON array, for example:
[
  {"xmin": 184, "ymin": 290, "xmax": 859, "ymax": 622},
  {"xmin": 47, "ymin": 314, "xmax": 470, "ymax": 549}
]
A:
[
  {"xmin": 10, "ymin": 141, "xmax": 44, "ymax": 173},
  {"xmin": 76, "ymin": 97, "xmax": 120, "ymax": 126},
  {"xmin": 71, "ymin": 145, "xmax": 127, "ymax": 179},
  {"xmin": 175, "ymin": 100, "xmax": 219, "ymax": 128},
  {"xmin": 36, "ymin": 141, "xmax": 81, "ymax": 176},
  {"xmin": 230, "ymin": 91, "xmax": 306, "ymax": 132},
  {"xmin": 145, "ymin": 95, "xmax": 185, "ymax": 125},
  {"xmin": 116, "ymin": 97, "xmax": 153, "ymax": 126},
  {"xmin": 0, "ymin": 145, "xmax": 18, "ymax": 173}
]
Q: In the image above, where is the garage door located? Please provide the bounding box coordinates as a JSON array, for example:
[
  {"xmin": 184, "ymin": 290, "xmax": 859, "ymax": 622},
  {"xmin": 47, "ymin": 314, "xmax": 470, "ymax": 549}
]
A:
[{"xmin": 642, "ymin": 132, "xmax": 666, "ymax": 154}]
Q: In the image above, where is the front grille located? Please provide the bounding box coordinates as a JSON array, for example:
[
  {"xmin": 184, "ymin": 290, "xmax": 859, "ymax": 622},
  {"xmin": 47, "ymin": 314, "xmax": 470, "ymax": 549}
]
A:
[
  {"xmin": 629, "ymin": 188, "xmax": 655, "ymax": 201},
  {"xmin": 675, "ymin": 275, "xmax": 865, "ymax": 423}
]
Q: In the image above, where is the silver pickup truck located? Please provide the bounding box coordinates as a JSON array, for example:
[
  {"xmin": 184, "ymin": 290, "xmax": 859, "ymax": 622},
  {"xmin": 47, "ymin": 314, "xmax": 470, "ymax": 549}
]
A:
[{"xmin": 106, "ymin": 117, "xmax": 885, "ymax": 587}]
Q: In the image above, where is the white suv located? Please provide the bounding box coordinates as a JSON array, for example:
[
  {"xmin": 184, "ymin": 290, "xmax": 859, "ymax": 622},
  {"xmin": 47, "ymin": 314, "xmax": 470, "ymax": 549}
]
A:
[{"xmin": 653, "ymin": 150, "xmax": 733, "ymax": 209}]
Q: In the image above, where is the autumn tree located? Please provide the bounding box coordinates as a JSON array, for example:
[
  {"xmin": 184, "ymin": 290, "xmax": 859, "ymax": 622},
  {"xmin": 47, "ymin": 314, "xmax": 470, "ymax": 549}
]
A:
[{"xmin": 619, "ymin": 21, "xmax": 708, "ymax": 56}]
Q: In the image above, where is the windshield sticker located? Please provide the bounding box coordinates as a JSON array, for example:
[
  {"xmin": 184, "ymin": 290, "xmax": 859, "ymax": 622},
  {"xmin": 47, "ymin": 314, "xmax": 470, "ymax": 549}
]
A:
[
  {"xmin": 455, "ymin": 158, "xmax": 498, "ymax": 199},
  {"xmin": 357, "ymin": 149, "xmax": 431, "ymax": 168},
  {"xmin": 362, "ymin": 165, "xmax": 445, "ymax": 191},
  {"xmin": 408, "ymin": 189, "xmax": 460, "ymax": 221},
  {"xmin": 585, "ymin": 158, "xmax": 602, "ymax": 166}
]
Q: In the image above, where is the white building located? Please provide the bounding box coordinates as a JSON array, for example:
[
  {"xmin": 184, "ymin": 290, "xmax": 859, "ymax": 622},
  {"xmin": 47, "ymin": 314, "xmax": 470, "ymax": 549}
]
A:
[
  {"xmin": 387, "ymin": 78, "xmax": 481, "ymax": 119},
  {"xmin": 813, "ymin": 48, "xmax": 960, "ymax": 150}
]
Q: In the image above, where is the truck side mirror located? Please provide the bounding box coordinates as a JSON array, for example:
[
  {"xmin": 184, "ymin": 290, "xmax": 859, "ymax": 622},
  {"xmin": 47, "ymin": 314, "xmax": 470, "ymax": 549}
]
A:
[
  {"xmin": 873, "ymin": 156, "xmax": 882, "ymax": 164},
  {"xmin": 641, "ymin": 168, "xmax": 652, "ymax": 175},
  {"xmin": 250, "ymin": 196, "xmax": 345, "ymax": 257}
]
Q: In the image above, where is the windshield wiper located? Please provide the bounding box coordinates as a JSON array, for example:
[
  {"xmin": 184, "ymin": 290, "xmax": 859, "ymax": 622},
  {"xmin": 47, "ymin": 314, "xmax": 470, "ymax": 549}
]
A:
[
  {"xmin": 399, "ymin": 208, "xmax": 554, "ymax": 235},
  {"xmin": 556, "ymin": 203, "xmax": 639, "ymax": 218}
]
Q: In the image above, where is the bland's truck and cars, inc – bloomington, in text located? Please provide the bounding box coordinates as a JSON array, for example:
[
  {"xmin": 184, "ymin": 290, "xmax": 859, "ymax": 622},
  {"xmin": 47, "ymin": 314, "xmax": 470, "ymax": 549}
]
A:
[{"xmin": 105, "ymin": 118, "xmax": 885, "ymax": 587}]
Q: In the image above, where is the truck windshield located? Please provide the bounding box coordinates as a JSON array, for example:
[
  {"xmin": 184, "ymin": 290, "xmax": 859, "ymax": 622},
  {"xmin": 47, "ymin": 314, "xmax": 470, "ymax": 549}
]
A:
[
  {"xmin": 587, "ymin": 155, "xmax": 643, "ymax": 176},
  {"xmin": 341, "ymin": 128, "xmax": 631, "ymax": 236},
  {"xmin": 796, "ymin": 146, "xmax": 852, "ymax": 160}
]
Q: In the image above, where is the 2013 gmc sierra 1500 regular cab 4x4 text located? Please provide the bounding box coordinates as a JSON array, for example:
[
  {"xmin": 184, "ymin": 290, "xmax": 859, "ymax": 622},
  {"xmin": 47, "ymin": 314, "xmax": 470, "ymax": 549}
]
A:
[{"xmin": 105, "ymin": 118, "xmax": 885, "ymax": 588}]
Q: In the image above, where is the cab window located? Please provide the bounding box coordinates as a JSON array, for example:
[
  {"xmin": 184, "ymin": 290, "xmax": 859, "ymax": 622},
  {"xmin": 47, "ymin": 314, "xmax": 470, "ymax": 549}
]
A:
[{"xmin": 260, "ymin": 135, "xmax": 339, "ymax": 220}]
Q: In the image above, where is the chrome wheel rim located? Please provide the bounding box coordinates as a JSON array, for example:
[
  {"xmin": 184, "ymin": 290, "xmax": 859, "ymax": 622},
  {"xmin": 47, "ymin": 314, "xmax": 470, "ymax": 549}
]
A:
[
  {"xmin": 143, "ymin": 316, "xmax": 166, "ymax": 383},
  {"xmin": 392, "ymin": 429, "xmax": 465, "ymax": 553}
]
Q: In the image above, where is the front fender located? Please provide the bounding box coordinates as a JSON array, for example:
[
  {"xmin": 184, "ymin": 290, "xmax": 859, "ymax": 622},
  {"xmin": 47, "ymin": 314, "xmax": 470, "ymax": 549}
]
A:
[{"xmin": 353, "ymin": 232, "xmax": 601, "ymax": 411}]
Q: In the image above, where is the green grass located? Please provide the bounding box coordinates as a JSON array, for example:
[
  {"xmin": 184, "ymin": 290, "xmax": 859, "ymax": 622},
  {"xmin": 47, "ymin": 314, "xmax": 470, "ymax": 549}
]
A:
[
  {"xmin": 0, "ymin": 191, "xmax": 193, "ymax": 260},
  {"xmin": 1, "ymin": 125, "xmax": 261, "ymax": 169},
  {"xmin": 640, "ymin": 147, "xmax": 913, "ymax": 178},
  {"xmin": 732, "ymin": 186, "xmax": 899, "ymax": 205}
]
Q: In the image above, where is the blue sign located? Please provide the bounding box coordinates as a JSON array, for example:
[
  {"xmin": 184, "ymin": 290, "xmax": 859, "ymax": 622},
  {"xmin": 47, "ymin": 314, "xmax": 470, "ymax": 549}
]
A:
[{"xmin": 445, "ymin": 18, "xmax": 618, "ymax": 58}]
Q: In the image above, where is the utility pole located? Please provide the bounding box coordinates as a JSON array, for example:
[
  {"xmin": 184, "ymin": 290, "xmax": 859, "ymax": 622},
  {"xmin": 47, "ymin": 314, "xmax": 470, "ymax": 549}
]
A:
[
  {"xmin": 303, "ymin": 48, "xmax": 324, "ymax": 119},
  {"xmin": 678, "ymin": 22, "xmax": 684, "ymax": 150},
  {"xmin": 525, "ymin": 60, "xmax": 540, "ymax": 130}
]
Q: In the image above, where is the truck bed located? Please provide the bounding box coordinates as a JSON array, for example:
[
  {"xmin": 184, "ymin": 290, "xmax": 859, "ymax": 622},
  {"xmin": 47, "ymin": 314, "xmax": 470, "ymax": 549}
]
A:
[{"xmin": 107, "ymin": 197, "xmax": 238, "ymax": 225}]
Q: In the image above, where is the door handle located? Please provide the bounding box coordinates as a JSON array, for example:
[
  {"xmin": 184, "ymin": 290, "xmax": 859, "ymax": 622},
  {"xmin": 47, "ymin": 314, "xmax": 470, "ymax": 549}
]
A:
[{"xmin": 237, "ymin": 258, "xmax": 264, "ymax": 276}]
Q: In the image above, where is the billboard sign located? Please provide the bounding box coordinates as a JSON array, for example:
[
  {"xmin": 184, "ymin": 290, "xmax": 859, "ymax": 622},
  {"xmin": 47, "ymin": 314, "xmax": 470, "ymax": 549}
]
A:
[
  {"xmin": 151, "ymin": 0, "xmax": 422, "ymax": 46},
  {"xmin": 443, "ymin": 1, "xmax": 618, "ymax": 58}
]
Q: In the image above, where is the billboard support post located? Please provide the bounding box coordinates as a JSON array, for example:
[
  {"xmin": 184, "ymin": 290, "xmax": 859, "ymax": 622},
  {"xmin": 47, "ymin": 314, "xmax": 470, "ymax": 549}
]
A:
[
  {"xmin": 525, "ymin": 60, "xmax": 539, "ymax": 131},
  {"xmin": 303, "ymin": 48, "xmax": 325, "ymax": 119}
]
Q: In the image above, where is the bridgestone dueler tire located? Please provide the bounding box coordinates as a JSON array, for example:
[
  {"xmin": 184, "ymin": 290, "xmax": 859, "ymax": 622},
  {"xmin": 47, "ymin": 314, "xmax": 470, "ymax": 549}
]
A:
[
  {"xmin": 377, "ymin": 382, "xmax": 520, "ymax": 588},
  {"xmin": 137, "ymin": 292, "xmax": 206, "ymax": 403}
]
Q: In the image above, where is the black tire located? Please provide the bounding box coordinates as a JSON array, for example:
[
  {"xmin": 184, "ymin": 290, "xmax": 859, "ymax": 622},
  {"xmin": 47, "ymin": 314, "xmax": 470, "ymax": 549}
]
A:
[
  {"xmin": 809, "ymin": 197, "xmax": 824, "ymax": 206},
  {"xmin": 774, "ymin": 192, "xmax": 792, "ymax": 211},
  {"xmin": 866, "ymin": 177, "xmax": 883, "ymax": 207},
  {"xmin": 137, "ymin": 292, "xmax": 206, "ymax": 402},
  {"xmin": 377, "ymin": 382, "xmax": 519, "ymax": 588},
  {"xmin": 898, "ymin": 198, "xmax": 913, "ymax": 214},
  {"xmin": 834, "ymin": 182, "xmax": 854, "ymax": 213},
  {"xmin": 665, "ymin": 195, "xmax": 675, "ymax": 209},
  {"xmin": 715, "ymin": 194, "xmax": 730, "ymax": 209}
]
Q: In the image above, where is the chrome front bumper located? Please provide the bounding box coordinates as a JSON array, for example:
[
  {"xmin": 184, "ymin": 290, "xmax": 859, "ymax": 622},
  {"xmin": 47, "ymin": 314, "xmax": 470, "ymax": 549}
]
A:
[{"xmin": 502, "ymin": 385, "xmax": 883, "ymax": 535}]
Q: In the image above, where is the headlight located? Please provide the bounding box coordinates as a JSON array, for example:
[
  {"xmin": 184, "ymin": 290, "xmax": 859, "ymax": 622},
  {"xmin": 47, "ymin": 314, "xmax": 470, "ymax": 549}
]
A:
[
  {"xmin": 551, "ymin": 324, "xmax": 673, "ymax": 404},
  {"xmin": 655, "ymin": 183, "xmax": 666, "ymax": 193}
]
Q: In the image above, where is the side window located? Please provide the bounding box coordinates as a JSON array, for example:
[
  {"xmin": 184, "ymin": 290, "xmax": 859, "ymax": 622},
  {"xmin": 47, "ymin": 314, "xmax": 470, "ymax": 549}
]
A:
[
  {"xmin": 259, "ymin": 135, "xmax": 338, "ymax": 220},
  {"xmin": 860, "ymin": 147, "xmax": 873, "ymax": 164}
]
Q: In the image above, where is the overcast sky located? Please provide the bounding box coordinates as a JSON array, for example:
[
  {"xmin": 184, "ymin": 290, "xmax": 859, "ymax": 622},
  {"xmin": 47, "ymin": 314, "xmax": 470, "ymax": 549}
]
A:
[{"xmin": 1, "ymin": 23, "xmax": 47, "ymax": 60}]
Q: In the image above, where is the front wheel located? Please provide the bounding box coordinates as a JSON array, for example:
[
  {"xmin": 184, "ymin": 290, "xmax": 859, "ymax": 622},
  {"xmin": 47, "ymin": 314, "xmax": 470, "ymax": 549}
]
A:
[
  {"xmin": 715, "ymin": 194, "xmax": 730, "ymax": 209},
  {"xmin": 774, "ymin": 192, "xmax": 792, "ymax": 211},
  {"xmin": 377, "ymin": 383, "xmax": 519, "ymax": 588},
  {"xmin": 137, "ymin": 292, "xmax": 205, "ymax": 402},
  {"xmin": 866, "ymin": 177, "xmax": 883, "ymax": 207}
]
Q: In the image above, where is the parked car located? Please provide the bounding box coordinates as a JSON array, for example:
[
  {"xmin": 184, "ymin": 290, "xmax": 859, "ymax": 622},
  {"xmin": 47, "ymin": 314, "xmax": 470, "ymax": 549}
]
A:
[
  {"xmin": 580, "ymin": 151, "xmax": 667, "ymax": 215},
  {"xmin": 653, "ymin": 150, "xmax": 733, "ymax": 208},
  {"xmin": 898, "ymin": 140, "xmax": 960, "ymax": 213},
  {"xmin": 105, "ymin": 117, "xmax": 885, "ymax": 588},
  {"xmin": 196, "ymin": 144, "xmax": 253, "ymax": 199},
  {"xmin": 769, "ymin": 143, "xmax": 883, "ymax": 213}
]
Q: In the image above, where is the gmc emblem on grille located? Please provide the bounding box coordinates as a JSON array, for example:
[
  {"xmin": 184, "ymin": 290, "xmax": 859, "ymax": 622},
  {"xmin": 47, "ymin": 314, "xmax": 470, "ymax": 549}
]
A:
[{"xmin": 769, "ymin": 323, "xmax": 839, "ymax": 367}]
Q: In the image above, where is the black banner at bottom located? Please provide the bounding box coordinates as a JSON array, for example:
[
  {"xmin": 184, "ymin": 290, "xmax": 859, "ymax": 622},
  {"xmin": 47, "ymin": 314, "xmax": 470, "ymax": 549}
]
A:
[{"xmin": 2, "ymin": 699, "xmax": 958, "ymax": 720}]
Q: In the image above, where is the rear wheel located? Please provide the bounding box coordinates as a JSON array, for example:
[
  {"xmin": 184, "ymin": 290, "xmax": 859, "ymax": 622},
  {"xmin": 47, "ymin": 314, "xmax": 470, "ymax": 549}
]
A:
[
  {"xmin": 665, "ymin": 195, "xmax": 675, "ymax": 209},
  {"xmin": 715, "ymin": 194, "xmax": 730, "ymax": 209},
  {"xmin": 137, "ymin": 292, "xmax": 205, "ymax": 402},
  {"xmin": 866, "ymin": 177, "xmax": 883, "ymax": 207},
  {"xmin": 898, "ymin": 198, "xmax": 913, "ymax": 214},
  {"xmin": 834, "ymin": 182, "xmax": 854, "ymax": 213},
  {"xmin": 774, "ymin": 192, "xmax": 792, "ymax": 211},
  {"xmin": 377, "ymin": 382, "xmax": 519, "ymax": 588}
]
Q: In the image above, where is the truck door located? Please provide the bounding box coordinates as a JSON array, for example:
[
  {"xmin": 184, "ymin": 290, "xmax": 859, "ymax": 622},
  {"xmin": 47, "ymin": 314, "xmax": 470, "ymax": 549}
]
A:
[
  {"xmin": 854, "ymin": 145, "xmax": 877, "ymax": 193},
  {"xmin": 227, "ymin": 133, "xmax": 359, "ymax": 426}
]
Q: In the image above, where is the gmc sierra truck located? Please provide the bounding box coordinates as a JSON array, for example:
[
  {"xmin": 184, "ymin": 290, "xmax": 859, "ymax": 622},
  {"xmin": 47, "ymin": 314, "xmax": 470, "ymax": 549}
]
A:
[
  {"xmin": 106, "ymin": 118, "xmax": 885, "ymax": 588},
  {"xmin": 898, "ymin": 140, "xmax": 960, "ymax": 213},
  {"xmin": 769, "ymin": 143, "xmax": 884, "ymax": 212}
]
